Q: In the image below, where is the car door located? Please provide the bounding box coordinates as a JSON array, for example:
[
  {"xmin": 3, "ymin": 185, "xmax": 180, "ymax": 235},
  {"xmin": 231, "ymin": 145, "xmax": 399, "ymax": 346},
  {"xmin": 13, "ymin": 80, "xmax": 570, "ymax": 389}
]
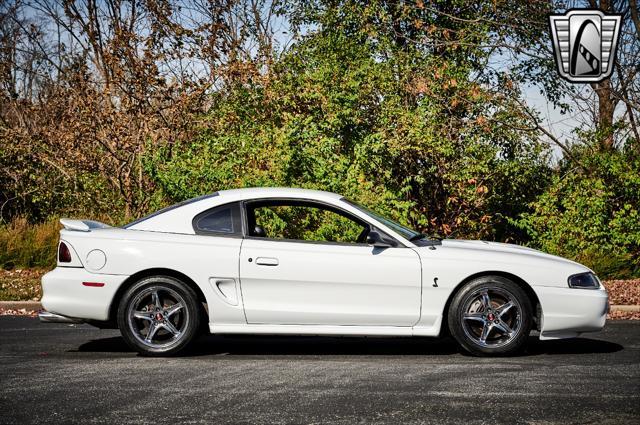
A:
[{"xmin": 238, "ymin": 199, "xmax": 422, "ymax": 326}]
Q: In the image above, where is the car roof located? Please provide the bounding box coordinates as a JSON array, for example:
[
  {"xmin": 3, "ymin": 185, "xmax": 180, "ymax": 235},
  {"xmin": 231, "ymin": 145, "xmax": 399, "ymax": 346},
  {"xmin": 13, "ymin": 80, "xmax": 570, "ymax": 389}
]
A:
[
  {"xmin": 217, "ymin": 187, "xmax": 343, "ymax": 201},
  {"xmin": 125, "ymin": 187, "xmax": 344, "ymax": 233},
  {"xmin": 123, "ymin": 187, "xmax": 414, "ymax": 246}
]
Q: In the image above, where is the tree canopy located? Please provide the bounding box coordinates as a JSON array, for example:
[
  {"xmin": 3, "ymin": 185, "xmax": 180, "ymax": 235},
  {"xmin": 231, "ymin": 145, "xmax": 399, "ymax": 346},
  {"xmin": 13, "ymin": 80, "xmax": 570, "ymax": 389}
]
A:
[{"xmin": 0, "ymin": 0, "xmax": 638, "ymax": 277}]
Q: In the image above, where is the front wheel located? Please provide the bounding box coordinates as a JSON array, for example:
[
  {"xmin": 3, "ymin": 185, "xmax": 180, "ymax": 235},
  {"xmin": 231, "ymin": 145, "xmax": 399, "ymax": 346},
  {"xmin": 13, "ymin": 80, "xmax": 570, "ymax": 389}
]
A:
[
  {"xmin": 117, "ymin": 276, "xmax": 201, "ymax": 356},
  {"xmin": 448, "ymin": 276, "xmax": 533, "ymax": 356}
]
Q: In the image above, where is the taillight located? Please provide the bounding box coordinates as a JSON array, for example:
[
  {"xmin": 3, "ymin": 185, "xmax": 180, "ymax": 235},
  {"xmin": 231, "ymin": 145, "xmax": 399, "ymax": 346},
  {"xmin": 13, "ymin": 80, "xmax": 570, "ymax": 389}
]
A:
[{"xmin": 58, "ymin": 242, "xmax": 72, "ymax": 263}]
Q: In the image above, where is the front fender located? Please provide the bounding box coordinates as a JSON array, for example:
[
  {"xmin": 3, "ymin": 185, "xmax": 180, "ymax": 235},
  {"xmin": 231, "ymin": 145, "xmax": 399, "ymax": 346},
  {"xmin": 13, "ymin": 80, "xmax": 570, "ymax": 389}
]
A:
[{"xmin": 411, "ymin": 243, "xmax": 594, "ymax": 337}]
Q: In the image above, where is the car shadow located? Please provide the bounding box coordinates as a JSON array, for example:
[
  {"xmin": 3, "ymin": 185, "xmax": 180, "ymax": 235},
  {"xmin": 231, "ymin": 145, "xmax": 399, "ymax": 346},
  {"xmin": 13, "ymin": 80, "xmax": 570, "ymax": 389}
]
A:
[
  {"xmin": 74, "ymin": 334, "xmax": 623, "ymax": 357},
  {"xmin": 523, "ymin": 335, "xmax": 623, "ymax": 356}
]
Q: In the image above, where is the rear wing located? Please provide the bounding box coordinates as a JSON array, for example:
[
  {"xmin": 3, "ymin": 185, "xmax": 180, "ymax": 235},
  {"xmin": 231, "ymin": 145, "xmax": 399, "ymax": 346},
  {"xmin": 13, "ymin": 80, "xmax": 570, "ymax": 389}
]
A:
[{"xmin": 59, "ymin": 218, "xmax": 111, "ymax": 232}]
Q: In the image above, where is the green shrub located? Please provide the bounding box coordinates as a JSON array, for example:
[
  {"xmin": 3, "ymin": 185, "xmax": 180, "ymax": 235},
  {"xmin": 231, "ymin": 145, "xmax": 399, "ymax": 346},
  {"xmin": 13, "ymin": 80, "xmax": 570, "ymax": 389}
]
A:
[
  {"xmin": 145, "ymin": 2, "xmax": 550, "ymax": 243},
  {"xmin": 516, "ymin": 144, "xmax": 640, "ymax": 279}
]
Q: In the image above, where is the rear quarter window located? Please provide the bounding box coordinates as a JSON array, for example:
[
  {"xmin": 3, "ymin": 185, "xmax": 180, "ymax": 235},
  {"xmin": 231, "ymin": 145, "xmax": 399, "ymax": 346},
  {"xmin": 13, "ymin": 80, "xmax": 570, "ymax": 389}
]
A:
[{"xmin": 193, "ymin": 202, "xmax": 242, "ymax": 236}]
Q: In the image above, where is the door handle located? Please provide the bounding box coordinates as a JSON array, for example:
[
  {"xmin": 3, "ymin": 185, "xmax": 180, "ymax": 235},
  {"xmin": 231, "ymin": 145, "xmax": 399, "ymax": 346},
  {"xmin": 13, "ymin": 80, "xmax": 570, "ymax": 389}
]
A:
[{"xmin": 255, "ymin": 257, "xmax": 279, "ymax": 266}]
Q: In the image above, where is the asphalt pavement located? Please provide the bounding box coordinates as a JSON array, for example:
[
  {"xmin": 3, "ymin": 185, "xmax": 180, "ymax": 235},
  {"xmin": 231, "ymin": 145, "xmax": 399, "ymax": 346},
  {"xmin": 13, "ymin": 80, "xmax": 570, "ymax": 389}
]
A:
[{"xmin": 0, "ymin": 317, "xmax": 638, "ymax": 424}]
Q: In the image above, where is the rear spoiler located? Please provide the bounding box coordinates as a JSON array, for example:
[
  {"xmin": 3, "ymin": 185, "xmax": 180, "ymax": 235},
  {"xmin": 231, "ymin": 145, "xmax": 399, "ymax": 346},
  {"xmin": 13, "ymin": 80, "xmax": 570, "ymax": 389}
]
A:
[{"xmin": 60, "ymin": 218, "xmax": 111, "ymax": 232}]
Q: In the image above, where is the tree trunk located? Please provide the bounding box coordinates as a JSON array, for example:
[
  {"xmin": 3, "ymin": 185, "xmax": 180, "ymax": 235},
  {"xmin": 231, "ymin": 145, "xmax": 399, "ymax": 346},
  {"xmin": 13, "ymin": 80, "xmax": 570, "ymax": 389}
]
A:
[
  {"xmin": 589, "ymin": 0, "xmax": 618, "ymax": 150},
  {"xmin": 592, "ymin": 78, "xmax": 617, "ymax": 150}
]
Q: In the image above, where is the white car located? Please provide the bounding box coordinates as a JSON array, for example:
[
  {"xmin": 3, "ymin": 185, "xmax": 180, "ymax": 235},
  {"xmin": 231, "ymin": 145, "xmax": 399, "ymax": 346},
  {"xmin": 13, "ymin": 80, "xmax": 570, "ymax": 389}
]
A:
[{"xmin": 39, "ymin": 187, "xmax": 608, "ymax": 356}]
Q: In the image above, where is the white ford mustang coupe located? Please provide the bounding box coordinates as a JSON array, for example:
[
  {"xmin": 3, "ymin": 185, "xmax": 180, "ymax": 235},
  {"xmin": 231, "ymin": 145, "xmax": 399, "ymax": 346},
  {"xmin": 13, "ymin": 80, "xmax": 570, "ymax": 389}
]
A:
[{"xmin": 39, "ymin": 187, "xmax": 608, "ymax": 356}]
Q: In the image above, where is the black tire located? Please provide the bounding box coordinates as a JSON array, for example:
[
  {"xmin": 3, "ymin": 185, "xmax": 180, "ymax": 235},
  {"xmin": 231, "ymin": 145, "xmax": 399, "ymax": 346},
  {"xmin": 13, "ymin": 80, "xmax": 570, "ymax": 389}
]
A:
[
  {"xmin": 448, "ymin": 276, "xmax": 533, "ymax": 356},
  {"xmin": 117, "ymin": 275, "xmax": 201, "ymax": 356}
]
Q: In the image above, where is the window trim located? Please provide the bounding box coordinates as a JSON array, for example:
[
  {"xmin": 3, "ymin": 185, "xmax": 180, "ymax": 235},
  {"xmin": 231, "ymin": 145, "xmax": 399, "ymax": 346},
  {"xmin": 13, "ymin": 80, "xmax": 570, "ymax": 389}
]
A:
[
  {"xmin": 241, "ymin": 197, "xmax": 399, "ymax": 246},
  {"xmin": 192, "ymin": 201, "xmax": 243, "ymax": 237}
]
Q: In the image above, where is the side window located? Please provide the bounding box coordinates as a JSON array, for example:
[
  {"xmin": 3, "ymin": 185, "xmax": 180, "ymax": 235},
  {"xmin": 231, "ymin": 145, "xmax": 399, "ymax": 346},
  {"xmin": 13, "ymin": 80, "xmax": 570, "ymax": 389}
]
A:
[
  {"xmin": 193, "ymin": 202, "xmax": 241, "ymax": 235},
  {"xmin": 249, "ymin": 202, "xmax": 367, "ymax": 244}
]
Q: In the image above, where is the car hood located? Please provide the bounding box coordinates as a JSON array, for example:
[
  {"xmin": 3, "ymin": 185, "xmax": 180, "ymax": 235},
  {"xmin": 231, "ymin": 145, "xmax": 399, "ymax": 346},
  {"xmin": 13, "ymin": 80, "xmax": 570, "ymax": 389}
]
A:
[
  {"xmin": 412, "ymin": 239, "xmax": 592, "ymax": 289},
  {"xmin": 435, "ymin": 239, "xmax": 588, "ymax": 269}
]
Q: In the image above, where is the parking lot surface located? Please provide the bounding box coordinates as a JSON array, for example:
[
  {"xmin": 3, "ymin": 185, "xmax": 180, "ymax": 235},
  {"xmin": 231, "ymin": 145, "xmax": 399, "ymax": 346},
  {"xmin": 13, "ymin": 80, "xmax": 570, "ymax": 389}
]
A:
[{"xmin": 0, "ymin": 317, "xmax": 638, "ymax": 424}]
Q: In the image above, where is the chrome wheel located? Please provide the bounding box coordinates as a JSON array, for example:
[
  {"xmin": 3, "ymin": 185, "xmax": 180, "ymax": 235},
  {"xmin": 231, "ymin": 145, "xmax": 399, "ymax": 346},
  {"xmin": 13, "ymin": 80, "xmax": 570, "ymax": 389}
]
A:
[
  {"xmin": 126, "ymin": 286, "xmax": 190, "ymax": 350},
  {"xmin": 460, "ymin": 287, "xmax": 522, "ymax": 348}
]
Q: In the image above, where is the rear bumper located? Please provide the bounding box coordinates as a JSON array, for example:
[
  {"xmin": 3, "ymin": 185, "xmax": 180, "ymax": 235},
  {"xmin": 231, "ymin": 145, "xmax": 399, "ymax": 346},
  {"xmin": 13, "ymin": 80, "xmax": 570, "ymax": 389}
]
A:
[
  {"xmin": 536, "ymin": 285, "xmax": 609, "ymax": 340},
  {"xmin": 41, "ymin": 267, "xmax": 128, "ymax": 321},
  {"xmin": 38, "ymin": 310, "xmax": 84, "ymax": 324}
]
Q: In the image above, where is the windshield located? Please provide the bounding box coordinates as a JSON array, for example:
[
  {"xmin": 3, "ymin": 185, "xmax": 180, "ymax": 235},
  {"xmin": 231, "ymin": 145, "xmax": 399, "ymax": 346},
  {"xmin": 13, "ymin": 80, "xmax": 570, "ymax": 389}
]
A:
[{"xmin": 342, "ymin": 198, "xmax": 422, "ymax": 241}]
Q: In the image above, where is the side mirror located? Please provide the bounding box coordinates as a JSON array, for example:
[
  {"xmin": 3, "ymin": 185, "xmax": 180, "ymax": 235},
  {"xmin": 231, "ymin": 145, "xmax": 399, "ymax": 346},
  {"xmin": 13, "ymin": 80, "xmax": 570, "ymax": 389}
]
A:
[{"xmin": 366, "ymin": 231, "xmax": 396, "ymax": 248}]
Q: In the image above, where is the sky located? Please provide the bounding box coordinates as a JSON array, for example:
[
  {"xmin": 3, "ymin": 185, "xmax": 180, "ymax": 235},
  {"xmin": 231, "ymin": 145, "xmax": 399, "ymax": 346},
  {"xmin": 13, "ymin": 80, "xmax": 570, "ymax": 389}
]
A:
[{"xmin": 523, "ymin": 85, "xmax": 583, "ymax": 159}]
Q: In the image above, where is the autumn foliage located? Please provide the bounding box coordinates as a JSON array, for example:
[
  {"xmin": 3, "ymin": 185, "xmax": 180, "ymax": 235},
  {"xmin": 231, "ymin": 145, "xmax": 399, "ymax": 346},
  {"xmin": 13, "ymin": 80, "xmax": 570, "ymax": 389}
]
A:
[{"xmin": 0, "ymin": 1, "xmax": 638, "ymax": 277}]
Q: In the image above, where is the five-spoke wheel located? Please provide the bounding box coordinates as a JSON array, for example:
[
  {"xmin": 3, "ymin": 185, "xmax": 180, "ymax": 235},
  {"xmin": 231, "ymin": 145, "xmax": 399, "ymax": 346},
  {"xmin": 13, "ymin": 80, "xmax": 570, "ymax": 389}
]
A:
[
  {"xmin": 117, "ymin": 276, "xmax": 201, "ymax": 356},
  {"xmin": 448, "ymin": 276, "xmax": 532, "ymax": 356}
]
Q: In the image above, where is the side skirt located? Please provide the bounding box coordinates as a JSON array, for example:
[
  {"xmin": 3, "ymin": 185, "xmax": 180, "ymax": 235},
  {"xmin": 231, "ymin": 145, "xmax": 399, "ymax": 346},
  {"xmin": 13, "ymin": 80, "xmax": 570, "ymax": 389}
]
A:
[{"xmin": 210, "ymin": 323, "xmax": 442, "ymax": 337}]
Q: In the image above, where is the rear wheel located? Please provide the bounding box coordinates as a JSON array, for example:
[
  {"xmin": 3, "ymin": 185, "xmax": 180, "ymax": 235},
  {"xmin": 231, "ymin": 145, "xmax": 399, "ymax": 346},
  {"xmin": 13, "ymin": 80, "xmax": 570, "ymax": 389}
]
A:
[
  {"xmin": 117, "ymin": 276, "xmax": 201, "ymax": 356},
  {"xmin": 448, "ymin": 276, "xmax": 532, "ymax": 356}
]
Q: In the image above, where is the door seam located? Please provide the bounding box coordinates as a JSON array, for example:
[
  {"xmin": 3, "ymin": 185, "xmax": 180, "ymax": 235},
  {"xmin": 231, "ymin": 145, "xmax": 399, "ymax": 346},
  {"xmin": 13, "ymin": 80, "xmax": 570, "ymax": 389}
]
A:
[{"xmin": 237, "ymin": 237, "xmax": 249, "ymax": 324}]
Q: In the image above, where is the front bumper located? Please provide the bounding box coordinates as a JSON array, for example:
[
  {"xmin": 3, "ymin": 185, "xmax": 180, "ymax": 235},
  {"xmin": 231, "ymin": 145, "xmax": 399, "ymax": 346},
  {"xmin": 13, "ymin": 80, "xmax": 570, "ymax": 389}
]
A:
[
  {"xmin": 536, "ymin": 285, "xmax": 609, "ymax": 340},
  {"xmin": 41, "ymin": 267, "xmax": 128, "ymax": 321}
]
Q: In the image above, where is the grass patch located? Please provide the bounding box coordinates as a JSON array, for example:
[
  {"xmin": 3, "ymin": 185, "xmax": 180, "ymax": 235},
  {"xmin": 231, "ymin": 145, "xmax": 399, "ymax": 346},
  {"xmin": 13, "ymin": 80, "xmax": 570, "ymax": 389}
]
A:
[{"xmin": 0, "ymin": 217, "xmax": 60, "ymax": 269}]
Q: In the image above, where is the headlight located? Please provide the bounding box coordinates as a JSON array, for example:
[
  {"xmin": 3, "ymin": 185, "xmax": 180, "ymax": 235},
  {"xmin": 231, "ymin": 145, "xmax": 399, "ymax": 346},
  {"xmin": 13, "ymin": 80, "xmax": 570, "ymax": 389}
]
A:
[{"xmin": 568, "ymin": 272, "xmax": 601, "ymax": 289}]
